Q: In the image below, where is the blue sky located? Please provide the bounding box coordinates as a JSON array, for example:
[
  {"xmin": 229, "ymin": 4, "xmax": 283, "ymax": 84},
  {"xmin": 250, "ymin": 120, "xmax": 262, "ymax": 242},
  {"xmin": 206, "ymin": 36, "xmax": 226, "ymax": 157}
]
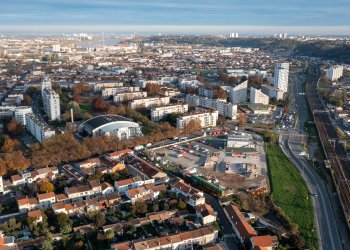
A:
[{"xmin": 0, "ymin": 0, "xmax": 350, "ymax": 34}]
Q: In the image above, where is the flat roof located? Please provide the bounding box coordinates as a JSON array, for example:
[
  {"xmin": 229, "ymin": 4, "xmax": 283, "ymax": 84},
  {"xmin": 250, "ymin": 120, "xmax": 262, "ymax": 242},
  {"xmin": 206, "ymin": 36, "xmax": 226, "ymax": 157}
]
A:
[{"xmin": 83, "ymin": 115, "xmax": 132, "ymax": 130}]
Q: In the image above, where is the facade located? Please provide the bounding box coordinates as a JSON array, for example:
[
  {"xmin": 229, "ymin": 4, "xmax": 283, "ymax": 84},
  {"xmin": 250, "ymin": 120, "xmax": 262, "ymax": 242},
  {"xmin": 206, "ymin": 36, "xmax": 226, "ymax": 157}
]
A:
[
  {"xmin": 150, "ymin": 104, "xmax": 188, "ymax": 121},
  {"xmin": 261, "ymin": 85, "xmax": 284, "ymax": 100},
  {"xmin": 14, "ymin": 106, "xmax": 32, "ymax": 125},
  {"xmin": 273, "ymin": 62, "xmax": 289, "ymax": 93},
  {"xmin": 171, "ymin": 178, "xmax": 205, "ymax": 207},
  {"xmin": 102, "ymin": 86, "xmax": 140, "ymax": 99},
  {"xmin": 176, "ymin": 110, "xmax": 219, "ymax": 130},
  {"xmin": 93, "ymin": 82, "xmax": 123, "ymax": 92},
  {"xmin": 79, "ymin": 115, "xmax": 142, "ymax": 139},
  {"xmin": 113, "ymin": 91, "xmax": 147, "ymax": 103},
  {"xmin": 227, "ymin": 133, "xmax": 254, "ymax": 148},
  {"xmin": 198, "ymin": 87, "xmax": 214, "ymax": 98},
  {"xmin": 229, "ymin": 80, "xmax": 248, "ymax": 104},
  {"xmin": 25, "ymin": 113, "xmax": 55, "ymax": 142},
  {"xmin": 250, "ymin": 87, "xmax": 269, "ymax": 105},
  {"xmin": 186, "ymin": 94, "xmax": 237, "ymax": 119},
  {"xmin": 42, "ymin": 89, "xmax": 61, "ymax": 121},
  {"xmin": 129, "ymin": 96, "xmax": 170, "ymax": 109},
  {"xmin": 326, "ymin": 66, "xmax": 343, "ymax": 81}
]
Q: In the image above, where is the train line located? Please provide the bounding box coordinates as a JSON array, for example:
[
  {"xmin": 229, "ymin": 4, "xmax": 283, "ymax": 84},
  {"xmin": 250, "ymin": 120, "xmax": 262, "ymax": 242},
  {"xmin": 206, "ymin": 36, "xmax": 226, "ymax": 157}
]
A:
[{"xmin": 306, "ymin": 65, "xmax": 350, "ymax": 230}]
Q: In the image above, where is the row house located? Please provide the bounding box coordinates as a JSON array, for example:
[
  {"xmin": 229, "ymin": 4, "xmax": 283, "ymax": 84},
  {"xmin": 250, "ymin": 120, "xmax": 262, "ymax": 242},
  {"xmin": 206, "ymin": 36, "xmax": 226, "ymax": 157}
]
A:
[
  {"xmin": 195, "ymin": 203, "xmax": 217, "ymax": 225},
  {"xmin": 129, "ymin": 225, "xmax": 218, "ymax": 250},
  {"xmin": 17, "ymin": 192, "xmax": 56, "ymax": 213},
  {"xmin": 126, "ymin": 184, "xmax": 166, "ymax": 203},
  {"xmin": 171, "ymin": 178, "xmax": 205, "ymax": 207},
  {"xmin": 114, "ymin": 176, "xmax": 145, "ymax": 193},
  {"xmin": 64, "ymin": 180, "xmax": 104, "ymax": 202}
]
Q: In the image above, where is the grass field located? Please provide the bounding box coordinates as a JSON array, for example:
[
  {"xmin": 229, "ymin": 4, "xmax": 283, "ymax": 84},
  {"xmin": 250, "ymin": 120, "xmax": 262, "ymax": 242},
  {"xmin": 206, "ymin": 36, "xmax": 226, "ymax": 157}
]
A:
[
  {"xmin": 79, "ymin": 103, "xmax": 92, "ymax": 112},
  {"xmin": 265, "ymin": 143, "xmax": 318, "ymax": 249}
]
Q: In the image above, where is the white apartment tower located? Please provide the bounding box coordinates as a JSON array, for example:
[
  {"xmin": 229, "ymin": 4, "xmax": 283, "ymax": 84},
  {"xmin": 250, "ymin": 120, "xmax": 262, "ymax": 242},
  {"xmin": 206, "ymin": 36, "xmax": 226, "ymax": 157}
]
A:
[
  {"xmin": 229, "ymin": 80, "xmax": 248, "ymax": 104},
  {"xmin": 250, "ymin": 87, "xmax": 269, "ymax": 105},
  {"xmin": 273, "ymin": 62, "xmax": 289, "ymax": 93},
  {"xmin": 42, "ymin": 77, "xmax": 61, "ymax": 121},
  {"xmin": 326, "ymin": 66, "xmax": 343, "ymax": 81}
]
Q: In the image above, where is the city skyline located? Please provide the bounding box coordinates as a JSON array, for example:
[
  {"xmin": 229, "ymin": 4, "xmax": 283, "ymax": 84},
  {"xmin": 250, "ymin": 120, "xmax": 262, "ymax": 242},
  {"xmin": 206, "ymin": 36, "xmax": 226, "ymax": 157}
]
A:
[{"xmin": 0, "ymin": 0, "xmax": 350, "ymax": 35}]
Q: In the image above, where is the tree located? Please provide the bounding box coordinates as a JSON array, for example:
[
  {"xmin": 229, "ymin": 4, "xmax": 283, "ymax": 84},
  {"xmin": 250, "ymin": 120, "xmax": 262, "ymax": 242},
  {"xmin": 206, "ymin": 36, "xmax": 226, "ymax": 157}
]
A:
[
  {"xmin": 263, "ymin": 130, "xmax": 277, "ymax": 145},
  {"xmin": 145, "ymin": 83, "xmax": 161, "ymax": 96},
  {"xmin": 4, "ymin": 151, "xmax": 30, "ymax": 171},
  {"xmin": 0, "ymin": 158, "xmax": 6, "ymax": 175},
  {"xmin": 213, "ymin": 88, "xmax": 227, "ymax": 100},
  {"xmin": 38, "ymin": 182, "xmax": 55, "ymax": 193},
  {"xmin": 92, "ymin": 96, "xmax": 108, "ymax": 111},
  {"xmin": 133, "ymin": 201, "xmax": 148, "ymax": 215},
  {"xmin": 177, "ymin": 199, "xmax": 187, "ymax": 210},
  {"xmin": 56, "ymin": 213, "xmax": 73, "ymax": 234},
  {"xmin": 105, "ymin": 230, "xmax": 115, "ymax": 240},
  {"xmin": 239, "ymin": 113, "xmax": 246, "ymax": 127},
  {"xmin": 183, "ymin": 118, "xmax": 202, "ymax": 134},
  {"xmin": 107, "ymin": 105, "xmax": 118, "ymax": 115},
  {"xmin": 1, "ymin": 139, "xmax": 14, "ymax": 153},
  {"xmin": 6, "ymin": 118, "xmax": 23, "ymax": 136},
  {"xmin": 23, "ymin": 95, "xmax": 32, "ymax": 106},
  {"xmin": 152, "ymin": 202, "xmax": 159, "ymax": 212},
  {"xmin": 94, "ymin": 211, "xmax": 106, "ymax": 229}
]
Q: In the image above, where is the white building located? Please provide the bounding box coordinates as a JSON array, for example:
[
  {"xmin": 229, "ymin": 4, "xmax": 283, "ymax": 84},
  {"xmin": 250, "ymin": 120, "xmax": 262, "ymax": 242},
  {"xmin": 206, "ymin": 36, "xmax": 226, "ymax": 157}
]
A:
[
  {"xmin": 179, "ymin": 77, "xmax": 201, "ymax": 90},
  {"xmin": 79, "ymin": 115, "xmax": 142, "ymax": 140},
  {"xmin": 326, "ymin": 66, "xmax": 343, "ymax": 81},
  {"xmin": 14, "ymin": 106, "xmax": 32, "ymax": 125},
  {"xmin": 113, "ymin": 91, "xmax": 147, "ymax": 103},
  {"xmin": 273, "ymin": 62, "xmax": 289, "ymax": 93},
  {"xmin": 250, "ymin": 87, "xmax": 269, "ymax": 105},
  {"xmin": 0, "ymin": 176, "xmax": 3, "ymax": 194},
  {"xmin": 198, "ymin": 87, "xmax": 214, "ymax": 98},
  {"xmin": 52, "ymin": 44, "xmax": 61, "ymax": 52},
  {"xmin": 227, "ymin": 133, "xmax": 255, "ymax": 148},
  {"xmin": 42, "ymin": 89, "xmax": 61, "ymax": 121},
  {"xmin": 102, "ymin": 86, "xmax": 140, "ymax": 99},
  {"xmin": 129, "ymin": 96, "xmax": 170, "ymax": 109},
  {"xmin": 229, "ymin": 80, "xmax": 248, "ymax": 104},
  {"xmin": 176, "ymin": 110, "xmax": 218, "ymax": 130},
  {"xmin": 261, "ymin": 85, "xmax": 284, "ymax": 100},
  {"xmin": 93, "ymin": 82, "xmax": 123, "ymax": 92},
  {"xmin": 25, "ymin": 113, "xmax": 56, "ymax": 142},
  {"xmin": 186, "ymin": 94, "xmax": 237, "ymax": 119},
  {"xmin": 151, "ymin": 104, "xmax": 188, "ymax": 121}
]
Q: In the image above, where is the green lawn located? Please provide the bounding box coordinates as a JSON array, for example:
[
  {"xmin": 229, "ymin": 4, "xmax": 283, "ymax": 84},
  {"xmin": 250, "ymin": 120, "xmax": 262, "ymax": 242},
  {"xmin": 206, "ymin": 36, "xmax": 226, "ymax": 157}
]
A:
[
  {"xmin": 79, "ymin": 103, "xmax": 92, "ymax": 112},
  {"xmin": 265, "ymin": 143, "xmax": 318, "ymax": 249}
]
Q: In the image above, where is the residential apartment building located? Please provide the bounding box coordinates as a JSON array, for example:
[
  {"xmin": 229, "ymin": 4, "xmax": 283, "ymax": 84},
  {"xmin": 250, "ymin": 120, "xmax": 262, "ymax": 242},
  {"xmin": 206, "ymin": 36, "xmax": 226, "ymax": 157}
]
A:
[
  {"xmin": 42, "ymin": 89, "xmax": 61, "ymax": 121},
  {"xmin": 25, "ymin": 113, "xmax": 55, "ymax": 142},
  {"xmin": 113, "ymin": 91, "xmax": 147, "ymax": 103},
  {"xmin": 273, "ymin": 62, "xmax": 289, "ymax": 93},
  {"xmin": 250, "ymin": 87, "xmax": 269, "ymax": 105},
  {"xmin": 176, "ymin": 110, "xmax": 219, "ymax": 130},
  {"xmin": 229, "ymin": 80, "xmax": 248, "ymax": 104},
  {"xmin": 198, "ymin": 87, "xmax": 214, "ymax": 98},
  {"xmin": 101, "ymin": 86, "xmax": 140, "ymax": 99},
  {"xmin": 93, "ymin": 82, "xmax": 123, "ymax": 92},
  {"xmin": 129, "ymin": 96, "xmax": 170, "ymax": 109},
  {"xmin": 186, "ymin": 94, "xmax": 237, "ymax": 119},
  {"xmin": 326, "ymin": 66, "xmax": 343, "ymax": 81},
  {"xmin": 261, "ymin": 85, "xmax": 284, "ymax": 100},
  {"xmin": 14, "ymin": 106, "xmax": 32, "ymax": 125},
  {"xmin": 150, "ymin": 104, "xmax": 188, "ymax": 121}
]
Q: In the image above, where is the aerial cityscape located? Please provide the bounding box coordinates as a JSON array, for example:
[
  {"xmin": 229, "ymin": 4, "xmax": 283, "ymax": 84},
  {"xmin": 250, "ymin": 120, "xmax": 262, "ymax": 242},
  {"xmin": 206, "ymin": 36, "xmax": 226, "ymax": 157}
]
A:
[{"xmin": 0, "ymin": 1, "xmax": 349, "ymax": 250}]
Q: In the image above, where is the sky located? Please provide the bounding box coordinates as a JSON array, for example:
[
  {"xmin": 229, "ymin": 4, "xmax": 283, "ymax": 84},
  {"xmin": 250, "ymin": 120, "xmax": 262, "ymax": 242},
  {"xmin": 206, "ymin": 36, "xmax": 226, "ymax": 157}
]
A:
[{"xmin": 0, "ymin": 0, "xmax": 350, "ymax": 35}]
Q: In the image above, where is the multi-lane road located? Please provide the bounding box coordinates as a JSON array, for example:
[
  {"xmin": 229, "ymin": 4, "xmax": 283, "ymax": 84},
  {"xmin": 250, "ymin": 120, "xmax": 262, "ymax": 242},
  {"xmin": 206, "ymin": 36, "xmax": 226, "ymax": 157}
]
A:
[{"xmin": 279, "ymin": 70, "xmax": 350, "ymax": 250}]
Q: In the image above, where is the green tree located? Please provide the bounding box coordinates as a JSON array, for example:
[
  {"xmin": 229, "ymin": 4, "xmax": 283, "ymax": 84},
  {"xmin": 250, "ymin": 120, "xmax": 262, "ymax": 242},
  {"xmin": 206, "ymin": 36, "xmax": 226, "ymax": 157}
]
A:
[
  {"xmin": 105, "ymin": 230, "xmax": 115, "ymax": 240},
  {"xmin": 133, "ymin": 201, "xmax": 148, "ymax": 215},
  {"xmin": 56, "ymin": 213, "xmax": 73, "ymax": 234},
  {"xmin": 41, "ymin": 236, "xmax": 54, "ymax": 250},
  {"xmin": 177, "ymin": 199, "xmax": 187, "ymax": 210}
]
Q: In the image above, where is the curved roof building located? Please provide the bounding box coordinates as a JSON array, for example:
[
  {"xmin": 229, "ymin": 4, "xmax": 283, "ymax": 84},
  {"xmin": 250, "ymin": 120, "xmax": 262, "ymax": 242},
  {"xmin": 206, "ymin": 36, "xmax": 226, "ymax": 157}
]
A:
[{"xmin": 79, "ymin": 115, "xmax": 142, "ymax": 140}]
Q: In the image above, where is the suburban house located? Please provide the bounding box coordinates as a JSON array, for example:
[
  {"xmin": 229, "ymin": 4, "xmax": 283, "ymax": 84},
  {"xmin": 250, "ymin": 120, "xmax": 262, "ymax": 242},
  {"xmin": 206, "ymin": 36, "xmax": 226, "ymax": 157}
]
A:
[{"xmin": 171, "ymin": 178, "xmax": 206, "ymax": 207}]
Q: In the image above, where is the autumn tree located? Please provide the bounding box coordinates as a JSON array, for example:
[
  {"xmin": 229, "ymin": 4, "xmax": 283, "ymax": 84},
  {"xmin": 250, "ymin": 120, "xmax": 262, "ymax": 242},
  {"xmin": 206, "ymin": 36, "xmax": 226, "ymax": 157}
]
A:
[
  {"xmin": 92, "ymin": 96, "xmax": 108, "ymax": 111},
  {"xmin": 74, "ymin": 83, "xmax": 91, "ymax": 96},
  {"xmin": 94, "ymin": 211, "xmax": 106, "ymax": 229},
  {"xmin": 0, "ymin": 158, "xmax": 6, "ymax": 175},
  {"xmin": 177, "ymin": 199, "xmax": 187, "ymax": 210},
  {"xmin": 1, "ymin": 139, "xmax": 14, "ymax": 153},
  {"xmin": 56, "ymin": 213, "xmax": 73, "ymax": 234},
  {"xmin": 22, "ymin": 95, "xmax": 32, "ymax": 106},
  {"xmin": 213, "ymin": 88, "xmax": 227, "ymax": 100},
  {"xmin": 4, "ymin": 151, "xmax": 30, "ymax": 171},
  {"xmin": 38, "ymin": 181, "xmax": 55, "ymax": 193},
  {"xmin": 133, "ymin": 201, "xmax": 148, "ymax": 215},
  {"xmin": 145, "ymin": 83, "xmax": 161, "ymax": 96},
  {"xmin": 239, "ymin": 113, "xmax": 246, "ymax": 127},
  {"xmin": 6, "ymin": 118, "xmax": 23, "ymax": 136},
  {"xmin": 183, "ymin": 118, "xmax": 202, "ymax": 134}
]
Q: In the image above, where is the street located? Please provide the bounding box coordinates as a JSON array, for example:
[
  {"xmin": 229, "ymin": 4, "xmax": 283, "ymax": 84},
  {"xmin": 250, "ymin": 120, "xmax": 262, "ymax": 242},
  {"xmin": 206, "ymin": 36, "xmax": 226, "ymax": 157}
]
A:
[{"xmin": 278, "ymin": 71, "xmax": 350, "ymax": 250}]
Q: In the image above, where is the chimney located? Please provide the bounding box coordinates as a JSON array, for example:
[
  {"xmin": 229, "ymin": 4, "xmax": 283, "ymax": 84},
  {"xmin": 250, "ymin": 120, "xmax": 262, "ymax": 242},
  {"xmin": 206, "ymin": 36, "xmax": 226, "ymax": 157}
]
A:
[{"xmin": 71, "ymin": 108, "xmax": 74, "ymax": 123}]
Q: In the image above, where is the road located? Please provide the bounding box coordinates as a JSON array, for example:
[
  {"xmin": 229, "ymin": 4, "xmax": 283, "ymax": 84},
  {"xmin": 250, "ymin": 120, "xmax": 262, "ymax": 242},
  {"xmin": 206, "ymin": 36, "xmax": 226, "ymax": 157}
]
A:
[
  {"xmin": 204, "ymin": 194, "xmax": 240, "ymax": 250},
  {"xmin": 279, "ymin": 71, "xmax": 350, "ymax": 250}
]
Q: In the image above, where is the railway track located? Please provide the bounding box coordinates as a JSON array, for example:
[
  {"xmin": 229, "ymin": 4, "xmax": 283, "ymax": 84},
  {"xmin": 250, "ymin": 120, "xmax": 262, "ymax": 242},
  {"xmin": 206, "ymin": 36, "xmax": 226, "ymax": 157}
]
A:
[{"xmin": 306, "ymin": 65, "xmax": 350, "ymax": 230}]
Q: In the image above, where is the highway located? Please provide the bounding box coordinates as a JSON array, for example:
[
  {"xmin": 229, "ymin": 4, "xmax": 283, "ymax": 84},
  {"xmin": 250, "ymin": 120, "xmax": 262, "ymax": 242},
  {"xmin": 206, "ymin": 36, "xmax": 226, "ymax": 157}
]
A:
[{"xmin": 278, "ymin": 71, "xmax": 350, "ymax": 250}]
